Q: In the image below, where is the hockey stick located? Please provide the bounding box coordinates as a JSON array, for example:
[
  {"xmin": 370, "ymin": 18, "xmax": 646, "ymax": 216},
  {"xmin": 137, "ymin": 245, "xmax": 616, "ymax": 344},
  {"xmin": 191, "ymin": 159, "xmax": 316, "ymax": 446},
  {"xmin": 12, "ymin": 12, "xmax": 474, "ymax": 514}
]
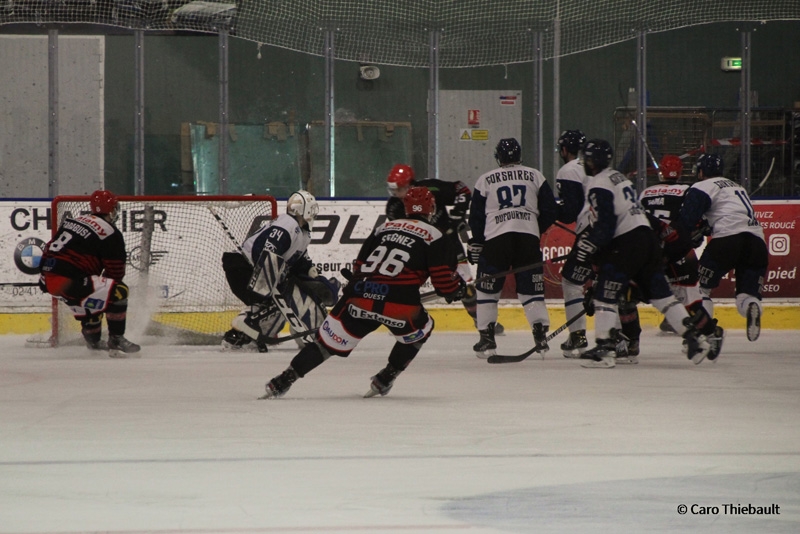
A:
[
  {"xmin": 630, "ymin": 120, "xmax": 660, "ymax": 172},
  {"xmin": 260, "ymin": 326, "xmax": 319, "ymax": 345},
  {"xmin": 417, "ymin": 254, "xmax": 569, "ymax": 302},
  {"xmin": 486, "ymin": 309, "xmax": 587, "ymax": 364},
  {"xmin": 749, "ymin": 156, "xmax": 776, "ymax": 196},
  {"xmin": 552, "ymin": 221, "xmax": 577, "ymax": 236},
  {"xmin": 0, "ymin": 282, "xmax": 40, "ymax": 287}
]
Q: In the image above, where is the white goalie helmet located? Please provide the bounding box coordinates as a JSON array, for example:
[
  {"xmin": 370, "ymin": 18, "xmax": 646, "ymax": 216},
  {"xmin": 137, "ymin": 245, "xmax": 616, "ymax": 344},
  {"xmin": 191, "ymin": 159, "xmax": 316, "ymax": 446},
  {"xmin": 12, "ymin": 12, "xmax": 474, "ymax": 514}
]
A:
[{"xmin": 287, "ymin": 190, "xmax": 319, "ymax": 226}]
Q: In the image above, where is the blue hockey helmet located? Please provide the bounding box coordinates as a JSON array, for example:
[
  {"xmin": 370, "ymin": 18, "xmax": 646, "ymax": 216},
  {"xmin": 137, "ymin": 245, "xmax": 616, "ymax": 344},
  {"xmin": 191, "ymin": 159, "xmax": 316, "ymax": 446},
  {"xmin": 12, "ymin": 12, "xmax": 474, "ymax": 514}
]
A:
[
  {"xmin": 581, "ymin": 139, "xmax": 613, "ymax": 173},
  {"xmin": 557, "ymin": 130, "xmax": 587, "ymax": 155},
  {"xmin": 695, "ymin": 153, "xmax": 723, "ymax": 177},
  {"xmin": 495, "ymin": 138, "xmax": 522, "ymax": 166}
]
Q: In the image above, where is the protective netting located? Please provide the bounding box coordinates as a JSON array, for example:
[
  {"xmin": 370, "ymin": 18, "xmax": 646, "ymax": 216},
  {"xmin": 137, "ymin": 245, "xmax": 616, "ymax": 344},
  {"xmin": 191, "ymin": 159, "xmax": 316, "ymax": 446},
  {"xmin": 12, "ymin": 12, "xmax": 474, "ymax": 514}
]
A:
[
  {"xmin": 51, "ymin": 195, "xmax": 276, "ymax": 345},
  {"xmin": 2, "ymin": 1, "xmax": 798, "ymax": 67}
]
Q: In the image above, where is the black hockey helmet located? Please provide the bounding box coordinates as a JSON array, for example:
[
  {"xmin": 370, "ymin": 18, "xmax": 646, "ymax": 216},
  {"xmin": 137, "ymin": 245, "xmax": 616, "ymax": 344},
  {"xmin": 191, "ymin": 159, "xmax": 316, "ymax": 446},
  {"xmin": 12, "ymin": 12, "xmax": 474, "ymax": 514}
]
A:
[
  {"xmin": 581, "ymin": 139, "xmax": 613, "ymax": 173},
  {"xmin": 557, "ymin": 130, "xmax": 587, "ymax": 155},
  {"xmin": 495, "ymin": 138, "xmax": 522, "ymax": 166},
  {"xmin": 695, "ymin": 153, "xmax": 723, "ymax": 177}
]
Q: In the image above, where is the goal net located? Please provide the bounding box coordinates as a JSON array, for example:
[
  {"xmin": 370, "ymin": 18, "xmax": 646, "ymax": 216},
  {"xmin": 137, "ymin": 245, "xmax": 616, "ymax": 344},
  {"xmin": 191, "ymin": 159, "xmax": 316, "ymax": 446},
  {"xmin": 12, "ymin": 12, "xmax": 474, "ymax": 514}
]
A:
[{"xmin": 49, "ymin": 195, "xmax": 277, "ymax": 347}]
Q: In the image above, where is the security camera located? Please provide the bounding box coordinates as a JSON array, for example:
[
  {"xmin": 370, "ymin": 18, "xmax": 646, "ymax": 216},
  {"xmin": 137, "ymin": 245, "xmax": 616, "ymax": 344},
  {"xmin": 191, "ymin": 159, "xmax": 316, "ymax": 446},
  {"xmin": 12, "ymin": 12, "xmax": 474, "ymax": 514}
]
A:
[{"xmin": 359, "ymin": 65, "xmax": 380, "ymax": 80}]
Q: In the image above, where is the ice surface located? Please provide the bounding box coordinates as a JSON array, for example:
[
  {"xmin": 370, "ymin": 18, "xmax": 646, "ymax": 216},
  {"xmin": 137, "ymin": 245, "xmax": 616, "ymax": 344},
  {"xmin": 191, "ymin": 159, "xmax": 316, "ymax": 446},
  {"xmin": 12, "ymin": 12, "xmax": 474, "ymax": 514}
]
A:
[{"xmin": 1, "ymin": 328, "xmax": 798, "ymax": 533}]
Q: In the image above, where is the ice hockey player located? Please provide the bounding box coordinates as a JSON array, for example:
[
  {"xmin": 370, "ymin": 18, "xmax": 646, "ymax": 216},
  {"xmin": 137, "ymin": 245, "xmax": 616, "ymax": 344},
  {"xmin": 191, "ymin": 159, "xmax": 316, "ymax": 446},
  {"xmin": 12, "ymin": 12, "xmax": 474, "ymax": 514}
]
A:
[
  {"xmin": 39, "ymin": 189, "xmax": 140, "ymax": 357},
  {"xmin": 674, "ymin": 153, "xmax": 768, "ymax": 342},
  {"xmin": 468, "ymin": 137, "xmax": 558, "ymax": 358},
  {"xmin": 553, "ymin": 129, "xmax": 593, "ymax": 358},
  {"xmin": 221, "ymin": 190, "xmax": 339, "ymax": 352},
  {"xmin": 259, "ymin": 186, "xmax": 465, "ymax": 399},
  {"xmin": 384, "ymin": 163, "xmax": 500, "ymax": 333},
  {"xmin": 574, "ymin": 140, "xmax": 711, "ymax": 368},
  {"xmin": 638, "ymin": 154, "xmax": 724, "ymax": 359}
]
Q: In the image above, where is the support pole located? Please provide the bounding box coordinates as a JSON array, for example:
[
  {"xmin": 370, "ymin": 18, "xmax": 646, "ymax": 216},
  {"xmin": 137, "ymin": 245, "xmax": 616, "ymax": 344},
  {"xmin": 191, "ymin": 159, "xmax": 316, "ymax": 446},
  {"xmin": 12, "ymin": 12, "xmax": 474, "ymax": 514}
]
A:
[
  {"xmin": 531, "ymin": 29, "xmax": 544, "ymax": 170},
  {"xmin": 324, "ymin": 28, "xmax": 335, "ymax": 196},
  {"xmin": 427, "ymin": 29, "xmax": 441, "ymax": 180},
  {"xmin": 48, "ymin": 29, "xmax": 59, "ymax": 197},
  {"xmin": 218, "ymin": 28, "xmax": 229, "ymax": 194},
  {"xmin": 740, "ymin": 29, "xmax": 752, "ymax": 191},
  {"xmin": 635, "ymin": 29, "xmax": 648, "ymax": 193},
  {"xmin": 134, "ymin": 30, "xmax": 145, "ymax": 195}
]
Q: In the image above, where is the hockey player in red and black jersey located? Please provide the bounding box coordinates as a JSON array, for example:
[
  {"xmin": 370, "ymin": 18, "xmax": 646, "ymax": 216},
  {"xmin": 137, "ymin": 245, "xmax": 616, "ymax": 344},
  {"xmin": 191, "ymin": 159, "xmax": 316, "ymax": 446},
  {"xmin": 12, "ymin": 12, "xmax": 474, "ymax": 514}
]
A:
[
  {"xmin": 384, "ymin": 163, "xmax": 494, "ymax": 332},
  {"xmin": 260, "ymin": 186, "xmax": 465, "ymax": 399},
  {"xmin": 39, "ymin": 189, "xmax": 140, "ymax": 357}
]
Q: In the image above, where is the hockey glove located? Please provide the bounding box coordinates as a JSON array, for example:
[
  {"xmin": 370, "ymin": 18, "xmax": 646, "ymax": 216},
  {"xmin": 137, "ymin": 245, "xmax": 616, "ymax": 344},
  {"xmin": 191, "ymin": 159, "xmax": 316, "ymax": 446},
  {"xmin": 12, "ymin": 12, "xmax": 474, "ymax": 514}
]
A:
[
  {"xmin": 467, "ymin": 240, "xmax": 484, "ymax": 265},
  {"xmin": 307, "ymin": 265, "xmax": 319, "ymax": 278},
  {"xmin": 574, "ymin": 236, "xmax": 598, "ymax": 264},
  {"xmin": 443, "ymin": 278, "xmax": 467, "ymax": 304}
]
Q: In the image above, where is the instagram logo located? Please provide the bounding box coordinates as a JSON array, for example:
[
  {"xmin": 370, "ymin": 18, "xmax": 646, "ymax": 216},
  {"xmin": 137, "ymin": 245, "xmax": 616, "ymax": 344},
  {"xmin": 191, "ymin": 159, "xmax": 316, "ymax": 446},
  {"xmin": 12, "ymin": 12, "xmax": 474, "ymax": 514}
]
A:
[{"xmin": 768, "ymin": 234, "xmax": 790, "ymax": 256}]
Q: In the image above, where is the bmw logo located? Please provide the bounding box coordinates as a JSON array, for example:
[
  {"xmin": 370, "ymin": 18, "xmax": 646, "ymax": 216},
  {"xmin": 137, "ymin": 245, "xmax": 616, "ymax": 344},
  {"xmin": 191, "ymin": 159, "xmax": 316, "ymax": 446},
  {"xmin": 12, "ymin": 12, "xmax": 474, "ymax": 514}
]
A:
[{"xmin": 14, "ymin": 237, "xmax": 46, "ymax": 275}]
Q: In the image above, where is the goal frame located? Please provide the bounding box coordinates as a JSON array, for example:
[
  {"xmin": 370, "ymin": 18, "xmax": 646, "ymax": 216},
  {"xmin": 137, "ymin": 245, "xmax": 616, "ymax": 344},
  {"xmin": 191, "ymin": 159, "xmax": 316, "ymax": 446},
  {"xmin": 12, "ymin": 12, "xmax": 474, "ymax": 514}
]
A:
[{"xmin": 48, "ymin": 194, "xmax": 278, "ymax": 347}]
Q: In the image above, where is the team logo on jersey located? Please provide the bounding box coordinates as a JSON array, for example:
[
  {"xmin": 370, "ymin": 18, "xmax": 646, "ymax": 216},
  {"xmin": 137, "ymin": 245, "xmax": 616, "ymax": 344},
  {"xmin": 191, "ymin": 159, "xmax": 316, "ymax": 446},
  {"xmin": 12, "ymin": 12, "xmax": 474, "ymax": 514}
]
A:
[
  {"xmin": 127, "ymin": 247, "xmax": 168, "ymax": 271},
  {"xmin": 14, "ymin": 237, "xmax": 46, "ymax": 275}
]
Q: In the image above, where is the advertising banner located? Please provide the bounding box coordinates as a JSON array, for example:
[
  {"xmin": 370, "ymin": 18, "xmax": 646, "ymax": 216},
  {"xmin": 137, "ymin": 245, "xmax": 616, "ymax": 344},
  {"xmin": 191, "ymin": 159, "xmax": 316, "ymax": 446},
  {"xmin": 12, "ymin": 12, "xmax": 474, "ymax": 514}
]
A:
[{"xmin": 2, "ymin": 199, "xmax": 799, "ymax": 311}]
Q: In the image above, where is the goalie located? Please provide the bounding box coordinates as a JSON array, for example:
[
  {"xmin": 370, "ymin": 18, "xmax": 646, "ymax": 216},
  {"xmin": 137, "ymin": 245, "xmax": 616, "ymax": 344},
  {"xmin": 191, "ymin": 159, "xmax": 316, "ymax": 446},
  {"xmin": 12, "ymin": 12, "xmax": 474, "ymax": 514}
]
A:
[{"xmin": 221, "ymin": 190, "xmax": 340, "ymax": 351}]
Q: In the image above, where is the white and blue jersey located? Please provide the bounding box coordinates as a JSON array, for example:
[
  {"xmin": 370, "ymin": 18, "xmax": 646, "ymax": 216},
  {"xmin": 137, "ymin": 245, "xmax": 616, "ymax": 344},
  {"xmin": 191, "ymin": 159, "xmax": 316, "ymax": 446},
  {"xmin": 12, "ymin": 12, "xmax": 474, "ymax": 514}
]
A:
[
  {"xmin": 556, "ymin": 158, "xmax": 593, "ymax": 233},
  {"xmin": 243, "ymin": 213, "xmax": 313, "ymax": 275},
  {"xmin": 469, "ymin": 164, "xmax": 557, "ymax": 241},
  {"xmin": 584, "ymin": 168, "xmax": 650, "ymax": 248},
  {"xmin": 678, "ymin": 177, "xmax": 764, "ymax": 240}
]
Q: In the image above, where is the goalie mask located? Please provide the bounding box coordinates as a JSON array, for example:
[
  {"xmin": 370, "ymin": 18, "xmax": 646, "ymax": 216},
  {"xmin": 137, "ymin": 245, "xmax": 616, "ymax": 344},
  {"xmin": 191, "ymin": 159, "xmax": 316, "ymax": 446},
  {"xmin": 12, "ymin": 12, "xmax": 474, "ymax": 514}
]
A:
[
  {"xmin": 287, "ymin": 190, "xmax": 319, "ymax": 227},
  {"xmin": 89, "ymin": 189, "xmax": 120, "ymax": 222}
]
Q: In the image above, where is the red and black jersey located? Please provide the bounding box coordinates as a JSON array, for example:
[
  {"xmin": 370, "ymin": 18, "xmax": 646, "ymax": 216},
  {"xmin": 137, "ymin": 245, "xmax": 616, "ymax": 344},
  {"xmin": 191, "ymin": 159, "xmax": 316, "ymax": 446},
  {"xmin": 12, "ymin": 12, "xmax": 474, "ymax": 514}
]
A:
[
  {"xmin": 41, "ymin": 215, "xmax": 127, "ymax": 281},
  {"xmin": 351, "ymin": 217, "xmax": 460, "ymax": 305},
  {"xmin": 386, "ymin": 178, "xmax": 471, "ymax": 233}
]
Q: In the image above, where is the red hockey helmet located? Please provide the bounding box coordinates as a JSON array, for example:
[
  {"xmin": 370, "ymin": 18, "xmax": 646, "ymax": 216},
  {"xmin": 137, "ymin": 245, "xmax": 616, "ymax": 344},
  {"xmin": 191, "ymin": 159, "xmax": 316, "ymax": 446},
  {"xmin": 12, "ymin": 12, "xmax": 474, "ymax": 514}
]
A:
[
  {"xmin": 659, "ymin": 155, "xmax": 683, "ymax": 181},
  {"xmin": 90, "ymin": 190, "xmax": 119, "ymax": 216},
  {"xmin": 386, "ymin": 164, "xmax": 415, "ymax": 197},
  {"xmin": 403, "ymin": 186, "xmax": 436, "ymax": 221}
]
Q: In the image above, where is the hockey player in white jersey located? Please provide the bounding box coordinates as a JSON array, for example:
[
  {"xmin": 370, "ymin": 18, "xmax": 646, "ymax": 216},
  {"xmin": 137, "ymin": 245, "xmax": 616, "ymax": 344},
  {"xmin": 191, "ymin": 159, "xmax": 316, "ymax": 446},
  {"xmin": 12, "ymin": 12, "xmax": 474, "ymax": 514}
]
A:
[
  {"xmin": 675, "ymin": 153, "xmax": 768, "ymax": 342},
  {"xmin": 468, "ymin": 138, "xmax": 558, "ymax": 357},
  {"xmin": 554, "ymin": 129, "xmax": 593, "ymax": 357},
  {"xmin": 221, "ymin": 190, "xmax": 338, "ymax": 351},
  {"xmin": 575, "ymin": 140, "xmax": 711, "ymax": 368}
]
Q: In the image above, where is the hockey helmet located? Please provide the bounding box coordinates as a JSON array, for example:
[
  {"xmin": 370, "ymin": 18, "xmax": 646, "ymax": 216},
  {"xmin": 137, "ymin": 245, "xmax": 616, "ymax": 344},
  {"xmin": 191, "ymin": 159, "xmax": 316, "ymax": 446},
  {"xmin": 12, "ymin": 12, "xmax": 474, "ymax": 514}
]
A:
[
  {"xmin": 89, "ymin": 190, "xmax": 119, "ymax": 220},
  {"xmin": 557, "ymin": 130, "xmax": 587, "ymax": 155},
  {"xmin": 495, "ymin": 138, "xmax": 522, "ymax": 166},
  {"xmin": 581, "ymin": 139, "xmax": 613, "ymax": 174},
  {"xmin": 403, "ymin": 186, "xmax": 436, "ymax": 221},
  {"xmin": 287, "ymin": 190, "xmax": 319, "ymax": 227},
  {"xmin": 695, "ymin": 153, "xmax": 723, "ymax": 178},
  {"xmin": 659, "ymin": 155, "xmax": 683, "ymax": 181},
  {"xmin": 386, "ymin": 164, "xmax": 415, "ymax": 197}
]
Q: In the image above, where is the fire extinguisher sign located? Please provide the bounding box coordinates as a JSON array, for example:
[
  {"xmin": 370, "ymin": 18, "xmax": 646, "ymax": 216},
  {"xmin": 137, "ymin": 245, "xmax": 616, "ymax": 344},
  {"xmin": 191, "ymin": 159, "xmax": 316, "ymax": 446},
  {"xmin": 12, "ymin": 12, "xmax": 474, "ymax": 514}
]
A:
[{"xmin": 467, "ymin": 109, "xmax": 480, "ymax": 125}]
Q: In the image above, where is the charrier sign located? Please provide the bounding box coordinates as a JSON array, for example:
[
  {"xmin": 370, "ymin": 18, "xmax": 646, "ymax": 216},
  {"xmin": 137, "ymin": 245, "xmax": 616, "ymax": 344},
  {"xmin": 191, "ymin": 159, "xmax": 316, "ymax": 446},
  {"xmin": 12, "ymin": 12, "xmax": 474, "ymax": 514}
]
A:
[{"xmin": 1, "ymin": 199, "xmax": 799, "ymax": 311}]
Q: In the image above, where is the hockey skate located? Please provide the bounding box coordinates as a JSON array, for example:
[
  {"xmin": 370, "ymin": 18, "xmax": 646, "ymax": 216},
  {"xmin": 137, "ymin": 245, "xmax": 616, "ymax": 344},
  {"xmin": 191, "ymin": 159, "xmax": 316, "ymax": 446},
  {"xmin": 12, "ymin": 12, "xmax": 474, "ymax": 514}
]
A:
[
  {"xmin": 221, "ymin": 328, "xmax": 256, "ymax": 351},
  {"xmin": 683, "ymin": 317, "xmax": 711, "ymax": 364},
  {"xmin": 561, "ymin": 329, "xmax": 588, "ymax": 358},
  {"xmin": 259, "ymin": 367, "xmax": 299, "ymax": 399},
  {"xmin": 532, "ymin": 323, "xmax": 549, "ymax": 356},
  {"xmin": 107, "ymin": 335, "xmax": 141, "ymax": 358},
  {"xmin": 364, "ymin": 364, "xmax": 402, "ymax": 398},
  {"xmin": 746, "ymin": 302, "xmax": 761, "ymax": 342},
  {"xmin": 706, "ymin": 324, "xmax": 725, "ymax": 362},
  {"xmin": 615, "ymin": 338, "xmax": 640, "ymax": 365},
  {"xmin": 473, "ymin": 323, "xmax": 497, "ymax": 358},
  {"xmin": 658, "ymin": 318, "xmax": 677, "ymax": 335},
  {"xmin": 580, "ymin": 338, "xmax": 617, "ymax": 368},
  {"xmin": 82, "ymin": 332, "xmax": 106, "ymax": 351}
]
